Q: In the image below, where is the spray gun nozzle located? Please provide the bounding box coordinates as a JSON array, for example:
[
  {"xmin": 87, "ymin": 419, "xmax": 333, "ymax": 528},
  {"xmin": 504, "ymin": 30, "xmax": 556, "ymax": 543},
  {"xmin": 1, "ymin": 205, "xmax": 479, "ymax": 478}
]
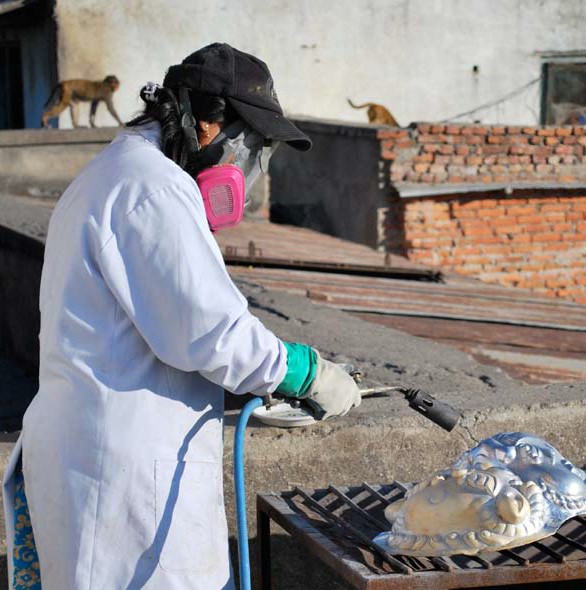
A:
[{"xmin": 399, "ymin": 387, "xmax": 460, "ymax": 432}]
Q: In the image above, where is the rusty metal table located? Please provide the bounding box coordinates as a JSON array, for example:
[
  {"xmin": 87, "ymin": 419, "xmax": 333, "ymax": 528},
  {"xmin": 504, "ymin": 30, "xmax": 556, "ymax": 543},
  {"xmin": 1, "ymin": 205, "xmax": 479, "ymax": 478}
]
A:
[{"xmin": 256, "ymin": 483, "xmax": 586, "ymax": 590}]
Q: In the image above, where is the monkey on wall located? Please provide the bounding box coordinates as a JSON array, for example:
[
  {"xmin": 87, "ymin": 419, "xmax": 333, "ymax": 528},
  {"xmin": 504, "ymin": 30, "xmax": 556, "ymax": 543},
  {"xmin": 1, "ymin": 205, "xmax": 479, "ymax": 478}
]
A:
[
  {"xmin": 42, "ymin": 76, "xmax": 123, "ymax": 128},
  {"xmin": 347, "ymin": 98, "xmax": 399, "ymax": 126}
]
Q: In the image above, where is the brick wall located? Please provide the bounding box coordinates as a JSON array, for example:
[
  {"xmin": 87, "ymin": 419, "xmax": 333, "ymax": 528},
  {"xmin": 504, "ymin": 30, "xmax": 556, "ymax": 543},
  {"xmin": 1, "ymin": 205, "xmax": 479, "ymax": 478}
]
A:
[
  {"xmin": 380, "ymin": 123, "xmax": 586, "ymax": 184},
  {"xmin": 380, "ymin": 124, "xmax": 586, "ymax": 303}
]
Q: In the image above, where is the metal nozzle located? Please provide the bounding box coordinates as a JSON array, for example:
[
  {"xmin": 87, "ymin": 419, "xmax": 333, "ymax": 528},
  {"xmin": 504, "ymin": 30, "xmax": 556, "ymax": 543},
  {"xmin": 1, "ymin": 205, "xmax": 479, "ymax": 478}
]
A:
[
  {"xmin": 401, "ymin": 388, "xmax": 460, "ymax": 432},
  {"xmin": 358, "ymin": 385, "xmax": 461, "ymax": 432}
]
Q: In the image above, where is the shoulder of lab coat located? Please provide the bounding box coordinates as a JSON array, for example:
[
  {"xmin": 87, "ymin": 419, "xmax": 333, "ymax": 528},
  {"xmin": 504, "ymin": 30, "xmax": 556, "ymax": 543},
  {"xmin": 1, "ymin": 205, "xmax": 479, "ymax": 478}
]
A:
[{"xmin": 96, "ymin": 127, "xmax": 287, "ymax": 395}]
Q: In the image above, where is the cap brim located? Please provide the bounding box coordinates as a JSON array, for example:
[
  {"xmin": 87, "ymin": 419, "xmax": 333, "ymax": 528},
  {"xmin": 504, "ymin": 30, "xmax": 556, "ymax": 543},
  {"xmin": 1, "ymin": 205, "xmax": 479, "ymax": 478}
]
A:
[{"xmin": 227, "ymin": 97, "xmax": 312, "ymax": 151}]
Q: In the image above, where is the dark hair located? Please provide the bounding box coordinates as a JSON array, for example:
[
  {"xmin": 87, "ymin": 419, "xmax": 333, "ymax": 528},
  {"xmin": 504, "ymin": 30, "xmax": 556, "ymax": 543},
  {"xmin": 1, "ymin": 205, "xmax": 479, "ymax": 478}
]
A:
[{"xmin": 126, "ymin": 86, "xmax": 238, "ymax": 175}]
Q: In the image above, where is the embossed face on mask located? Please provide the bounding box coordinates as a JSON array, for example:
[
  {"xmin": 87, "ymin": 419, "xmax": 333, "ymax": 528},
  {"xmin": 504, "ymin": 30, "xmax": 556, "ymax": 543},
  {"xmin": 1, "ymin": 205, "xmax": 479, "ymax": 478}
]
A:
[{"xmin": 374, "ymin": 432, "xmax": 586, "ymax": 556}]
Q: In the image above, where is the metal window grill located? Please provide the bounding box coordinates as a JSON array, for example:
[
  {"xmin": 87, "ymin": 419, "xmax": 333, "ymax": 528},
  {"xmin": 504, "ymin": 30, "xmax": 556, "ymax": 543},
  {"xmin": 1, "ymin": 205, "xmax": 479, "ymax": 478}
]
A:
[{"xmin": 257, "ymin": 482, "xmax": 586, "ymax": 589}]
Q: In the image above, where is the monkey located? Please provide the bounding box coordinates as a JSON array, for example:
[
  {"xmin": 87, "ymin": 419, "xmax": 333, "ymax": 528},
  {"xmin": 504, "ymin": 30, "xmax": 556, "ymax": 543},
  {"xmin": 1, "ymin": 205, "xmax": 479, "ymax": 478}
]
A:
[
  {"xmin": 41, "ymin": 76, "xmax": 123, "ymax": 128},
  {"xmin": 347, "ymin": 98, "xmax": 399, "ymax": 126}
]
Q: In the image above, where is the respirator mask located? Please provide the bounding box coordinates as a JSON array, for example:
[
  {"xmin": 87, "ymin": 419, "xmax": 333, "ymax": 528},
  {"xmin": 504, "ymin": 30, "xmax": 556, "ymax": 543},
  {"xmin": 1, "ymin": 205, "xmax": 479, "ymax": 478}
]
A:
[{"xmin": 194, "ymin": 120, "xmax": 279, "ymax": 232}]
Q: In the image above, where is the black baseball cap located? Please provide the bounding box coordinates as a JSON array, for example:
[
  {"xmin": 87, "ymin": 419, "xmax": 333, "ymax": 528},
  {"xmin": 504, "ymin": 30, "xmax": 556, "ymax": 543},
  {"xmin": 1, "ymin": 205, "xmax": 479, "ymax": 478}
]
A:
[{"xmin": 163, "ymin": 43, "xmax": 311, "ymax": 151}]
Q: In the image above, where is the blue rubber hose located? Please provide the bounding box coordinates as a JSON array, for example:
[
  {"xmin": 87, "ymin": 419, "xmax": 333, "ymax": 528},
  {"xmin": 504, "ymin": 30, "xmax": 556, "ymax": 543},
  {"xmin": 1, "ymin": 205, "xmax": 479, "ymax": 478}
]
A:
[{"xmin": 234, "ymin": 396, "xmax": 264, "ymax": 590}]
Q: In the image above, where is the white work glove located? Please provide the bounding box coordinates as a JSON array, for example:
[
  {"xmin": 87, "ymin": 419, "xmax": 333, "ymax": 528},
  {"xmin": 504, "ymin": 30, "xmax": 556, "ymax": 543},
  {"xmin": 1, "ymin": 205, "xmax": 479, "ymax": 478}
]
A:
[{"xmin": 304, "ymin": 353, "xmax": 362, "ymax": 420}]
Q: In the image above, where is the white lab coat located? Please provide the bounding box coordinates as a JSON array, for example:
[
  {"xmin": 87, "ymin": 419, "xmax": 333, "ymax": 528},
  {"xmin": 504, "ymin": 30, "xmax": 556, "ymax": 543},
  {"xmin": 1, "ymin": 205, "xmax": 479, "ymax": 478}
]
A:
[{"xmin": 2, "ymin": 123, "xmax": 287, "ymax": 590}]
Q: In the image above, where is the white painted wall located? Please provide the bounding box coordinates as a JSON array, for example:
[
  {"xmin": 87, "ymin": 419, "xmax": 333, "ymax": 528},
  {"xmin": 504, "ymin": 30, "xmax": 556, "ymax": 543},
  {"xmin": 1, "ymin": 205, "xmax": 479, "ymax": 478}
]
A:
[{"xmin": 53, "ymin": 0, "xmax": 586, "ymax": 129}]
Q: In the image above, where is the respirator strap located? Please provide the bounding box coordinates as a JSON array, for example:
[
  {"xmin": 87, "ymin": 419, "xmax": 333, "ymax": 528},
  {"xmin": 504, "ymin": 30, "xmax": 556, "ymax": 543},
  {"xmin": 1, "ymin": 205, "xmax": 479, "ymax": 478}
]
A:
[{"xmin": 178, "ymin": 87, "xmax": 200, "ymax": 155}]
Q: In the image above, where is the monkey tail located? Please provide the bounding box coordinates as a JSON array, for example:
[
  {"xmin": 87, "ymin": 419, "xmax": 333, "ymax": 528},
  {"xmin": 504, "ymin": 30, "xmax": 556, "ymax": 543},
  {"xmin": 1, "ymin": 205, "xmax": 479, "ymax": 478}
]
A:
[
  {"xmin": 43, "ymin": 84, "xmax": 62, "ymax": 108},
  {"xmin": 347, "ymin": 98, "xmax": 372, "ymax": 110}
]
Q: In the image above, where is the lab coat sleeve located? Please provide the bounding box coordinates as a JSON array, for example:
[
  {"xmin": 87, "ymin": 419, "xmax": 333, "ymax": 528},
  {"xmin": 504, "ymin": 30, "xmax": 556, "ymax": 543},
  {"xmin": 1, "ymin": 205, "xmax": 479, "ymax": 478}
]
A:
[{"xmin": 97, "ymin": 181, "xmax": 287, "ymax": 396}]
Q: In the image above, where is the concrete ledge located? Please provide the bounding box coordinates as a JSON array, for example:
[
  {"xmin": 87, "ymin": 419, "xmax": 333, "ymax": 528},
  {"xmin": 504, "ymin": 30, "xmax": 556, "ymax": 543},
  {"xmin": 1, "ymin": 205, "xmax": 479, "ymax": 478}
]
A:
[
  {"xmin": 0, "ymin": 127, "xmax": 118, "ymax": 147},
  {"xmin": 221, "ymin": 398, "xmax": 586, "ymax": 589},
  {"xmin": 0, "ymin": 129, "xmax": 118, "ymax": 194},
  {"xmin": 223, "ymin": 397, "xmax": 586, "ymax": 533},
  {"xmin": 395, "ymin": 181, "xmax": 586, "ymax": 198}
]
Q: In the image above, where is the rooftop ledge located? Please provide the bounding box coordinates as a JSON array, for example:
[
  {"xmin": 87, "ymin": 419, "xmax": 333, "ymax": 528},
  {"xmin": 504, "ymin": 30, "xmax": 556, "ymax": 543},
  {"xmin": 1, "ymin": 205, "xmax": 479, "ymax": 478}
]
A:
[
  {"xmin": 0, "ymin": 127, "xmax": 120, "ymax": 147},
  {"xmin": 395, "ymin": 181, "xmax": 586, "ymax": 198}
]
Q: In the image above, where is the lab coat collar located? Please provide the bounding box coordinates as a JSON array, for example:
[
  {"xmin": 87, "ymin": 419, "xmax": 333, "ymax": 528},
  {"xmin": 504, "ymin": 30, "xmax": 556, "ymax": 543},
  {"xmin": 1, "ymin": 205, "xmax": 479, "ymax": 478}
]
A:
[{"xmin": 121, "ymin": 120, "xmax": 163, "ymax": 150}]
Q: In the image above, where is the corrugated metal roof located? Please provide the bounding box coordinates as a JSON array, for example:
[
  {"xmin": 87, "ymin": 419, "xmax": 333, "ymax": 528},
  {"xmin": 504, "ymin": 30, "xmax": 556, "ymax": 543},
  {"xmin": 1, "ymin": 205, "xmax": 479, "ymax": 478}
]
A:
[
  {"xmin": 220, "ymin": 221, "xmax": 586, "ymax": 384},
  {"xmin": 217, "ymin": 220, "xmax": 420, "ymax": 269},
  {"xmin": 226, "ymin": 266, "xmax": 586, "ymax": 330}
]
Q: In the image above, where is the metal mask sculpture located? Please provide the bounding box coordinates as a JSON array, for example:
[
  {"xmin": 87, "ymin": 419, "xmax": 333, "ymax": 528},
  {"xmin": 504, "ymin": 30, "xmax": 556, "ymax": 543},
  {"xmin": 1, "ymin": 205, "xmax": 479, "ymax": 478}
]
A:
[{"xmin": 374, "ymin": 433, "xmax": 586, "ymax": 556}]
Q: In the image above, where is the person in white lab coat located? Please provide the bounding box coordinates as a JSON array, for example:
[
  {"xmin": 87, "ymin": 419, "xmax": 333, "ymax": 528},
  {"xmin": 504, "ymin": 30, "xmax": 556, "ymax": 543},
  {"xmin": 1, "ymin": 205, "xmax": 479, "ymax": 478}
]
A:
[{"xmin": 3, "ymin": 43, "xmax": 361, "ymax": 590}]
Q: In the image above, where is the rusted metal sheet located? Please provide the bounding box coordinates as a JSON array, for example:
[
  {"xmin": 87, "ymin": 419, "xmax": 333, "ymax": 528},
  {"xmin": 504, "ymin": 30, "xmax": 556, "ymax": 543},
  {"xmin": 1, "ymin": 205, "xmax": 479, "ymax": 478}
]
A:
[
  {"xmin": 257, "ymin": 484, "xmax": 586, "ymax": 589},
  {"xmin": 220, "ymin": 223, "xmax": 586, "ymax": 383},
  {"xmin": 352, "ymin": 314, "xmax": 586, "ymax": 384},
  {"xmin": 218, "ymin": 223, "xmax": 586, "ymax": 384},
  {"xmin": 223, "ymin": 252, "xmax": 442, "ymax": 281},
  {"xmin": 227, "ymin": 266, "xmax": 586, "ymax": 383},
  {"xmin": 351, "ymin": 314, "xmax": 586, "ymax": 354},
  {"xmin": 217, "ymin": 221, "xmax": 421, "ymax": 270},
  {"xmin": 228, "ymin": 267, "xmax": 586, "ymax": 330}
]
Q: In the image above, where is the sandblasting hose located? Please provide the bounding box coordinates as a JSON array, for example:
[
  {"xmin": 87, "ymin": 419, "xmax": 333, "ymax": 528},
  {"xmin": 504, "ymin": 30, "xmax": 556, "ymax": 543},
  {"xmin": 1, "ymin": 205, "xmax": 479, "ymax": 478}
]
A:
[{"xmin": 234, "ymin": 396, "xmax": 264, "ymax": 590}]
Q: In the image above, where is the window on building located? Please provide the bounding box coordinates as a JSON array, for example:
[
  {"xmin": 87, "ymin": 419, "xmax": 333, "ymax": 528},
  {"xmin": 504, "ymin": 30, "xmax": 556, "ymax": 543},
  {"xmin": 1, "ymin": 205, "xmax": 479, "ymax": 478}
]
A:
[
  {"xmin": 0, "ymin": 41, "xmax": 24, "ymax": 129},
  {"xmin": 541, "ymin": 61, "xmax": 586, "ymax": 125}
]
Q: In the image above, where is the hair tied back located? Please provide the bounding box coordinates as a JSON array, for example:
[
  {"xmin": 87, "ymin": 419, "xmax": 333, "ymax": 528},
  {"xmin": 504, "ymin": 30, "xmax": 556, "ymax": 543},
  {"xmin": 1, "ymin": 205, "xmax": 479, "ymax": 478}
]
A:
[{"xmin": 141, "ymin": 82, "xmax": 163, "ymax": 103}]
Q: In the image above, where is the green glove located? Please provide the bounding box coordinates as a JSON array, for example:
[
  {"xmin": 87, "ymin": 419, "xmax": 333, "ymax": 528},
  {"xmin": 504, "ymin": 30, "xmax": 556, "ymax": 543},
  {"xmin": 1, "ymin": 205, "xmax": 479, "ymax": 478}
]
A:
[
  {"xmin": 275, "ymin": 342, "xmax": 318, "ymax": 398},
  {"xmin": 276, "ymin": 343, "xmax": 361, "ymax": 420}
]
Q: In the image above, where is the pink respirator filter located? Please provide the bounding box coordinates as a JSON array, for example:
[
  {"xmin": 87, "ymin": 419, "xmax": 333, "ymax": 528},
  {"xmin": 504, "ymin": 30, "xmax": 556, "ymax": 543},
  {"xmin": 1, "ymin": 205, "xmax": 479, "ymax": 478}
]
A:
[{"xmin": 196, "ymin": 164, "xmax": 246, "ymax": 231}]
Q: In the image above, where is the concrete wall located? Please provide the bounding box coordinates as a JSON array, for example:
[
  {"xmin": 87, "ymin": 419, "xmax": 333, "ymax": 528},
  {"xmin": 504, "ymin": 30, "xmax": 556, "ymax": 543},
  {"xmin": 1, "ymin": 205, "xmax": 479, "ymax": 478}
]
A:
[
  {"xmin": 52, "ymin": 0, "xmax": 586, "ymax": 129},
  {"xmin": 269, "ymin": 117, "xmax": 388, "ymax": 249},
  {"xmin": 0, "ymin": 127, "xmax": 116, "ymax": 194},
  {"xmin": 0, "ymin": 127, "xmax": 272, "ymax": 218}
]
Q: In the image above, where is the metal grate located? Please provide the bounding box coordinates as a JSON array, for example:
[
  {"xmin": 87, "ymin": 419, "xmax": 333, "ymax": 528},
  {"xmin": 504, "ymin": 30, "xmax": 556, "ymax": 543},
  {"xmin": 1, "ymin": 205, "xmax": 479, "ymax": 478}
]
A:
[{"xmin": 257, "ymin": 482, "xmax": 586, "ymax": 589}]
